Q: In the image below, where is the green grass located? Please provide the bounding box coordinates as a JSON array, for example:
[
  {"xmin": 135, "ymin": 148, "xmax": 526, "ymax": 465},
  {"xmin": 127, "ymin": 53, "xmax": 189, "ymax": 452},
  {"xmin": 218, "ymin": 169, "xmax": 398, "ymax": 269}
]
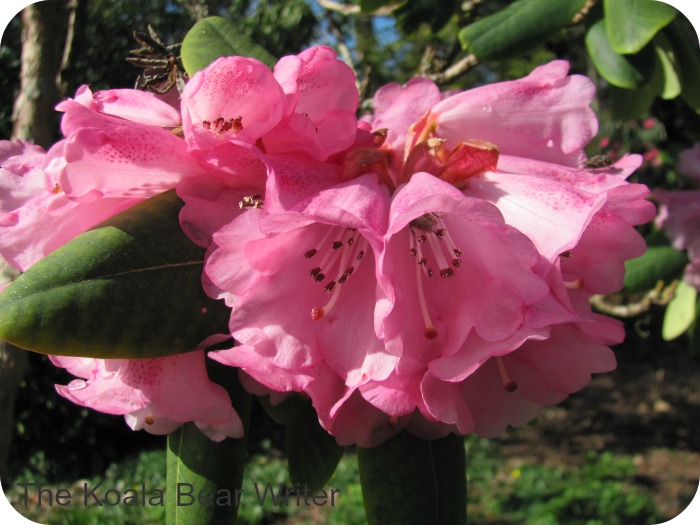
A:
[{"xmin": 9, "ymin": 437, "xmax": 658, "ymax": 525}]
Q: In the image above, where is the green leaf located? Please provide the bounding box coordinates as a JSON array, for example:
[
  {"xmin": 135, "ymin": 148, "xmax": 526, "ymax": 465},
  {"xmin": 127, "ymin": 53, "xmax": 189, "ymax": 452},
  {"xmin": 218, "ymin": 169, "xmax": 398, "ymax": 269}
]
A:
[
  {"xmin": 623, "ymin": 245, "xmax": 688, "ymax": 292},
  {"xmin": 585, "ymin": 19, "xmax": 654, "ymax": 89},
  {"xmin": 394, "ymin": 0, "xmax": 460, "ymax": 34},
  {"xmin": 604, "ymin": 0, "xmax": 677, "ymax": 54},
  {"xmin": 358, "ymin": 432, "xmax": 466, "ymax": 525},
  {"xmin": 662, "ymin": 281, "xmax": 697, "ymax": 340},
  {"xmin": 665, "ymin": 17, "xmax": 700, "ymax": 112},
  {"xmin": 181, "ymin": 16, "xmax": 276, "ymax": 75},
  {"xmin": 610, "ymin": 46, "xmax": 664, "ymax": 119},
  {"xmin": 654, "ymin": 32, "xmax": 681, "ymax": 99},
  {"xmin": 258, "ymin": 394, "xmax": 307, "ymax": 425},
  {"xmin": 458, "ymin": 0, "xmax": 588, "ymax": 60},
  {"xmin": 166, "ymin": 368, "xmax": 251, "ymax": 525},
  {"xmin": 286, "ymin": 402, "xmax": 345, "ymax": 491},
  {"xmin": 0, "ymin": 190, "xmax": 231, "ymax": 358}
]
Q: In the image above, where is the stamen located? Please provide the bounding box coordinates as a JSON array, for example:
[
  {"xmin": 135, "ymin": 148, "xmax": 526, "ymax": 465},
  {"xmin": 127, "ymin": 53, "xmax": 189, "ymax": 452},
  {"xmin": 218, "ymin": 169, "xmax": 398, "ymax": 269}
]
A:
[
  {"xmin": 496, "ymin": 358, "xmax": 518, "ymax": 392},
  {"xmin": 309, "ymin": 232, "xmax": 368, "ymax": 319},
  {"xmin": 414, "ymin": 245, "xmax": 438, "ymax": 339},
  {"xmin": 564, "ymin": 278, "xmax": 584, "ymax": 289},
  {"xmin": 560, "ymin": 251, "xmax": 572, "ymax": 258},
  {"xmin": 435, "ymin": 217, "xmax": 463, "ymax": 263},
  {"xmin": 144, "ymin": 415, "xmax": 155, "ymax": 425},
  {"xmin": 304, "ymin": 249, "xmax": 317, "ymax": 259},
  {"xmin": 239, "ymin": 194, "xmax": 263, "ymax": 209},
  {"xmin": 426, "ymin": 232, "xmax": 454, "ymax": 278}
]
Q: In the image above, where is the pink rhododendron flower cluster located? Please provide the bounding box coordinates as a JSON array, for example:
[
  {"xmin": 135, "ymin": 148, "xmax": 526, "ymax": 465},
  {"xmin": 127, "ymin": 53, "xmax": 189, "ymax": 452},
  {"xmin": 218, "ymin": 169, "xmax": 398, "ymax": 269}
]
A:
[
  {"xmin": 178, "ymin": 57, "xmax": 655, "ymax": 445},
  {"xmin": 1, "ymin": 46, "xmax": 655, "ymax": 446},
  {"xmin": 655, "ymin": 143, "xmax": 700, "ymax": 290}
]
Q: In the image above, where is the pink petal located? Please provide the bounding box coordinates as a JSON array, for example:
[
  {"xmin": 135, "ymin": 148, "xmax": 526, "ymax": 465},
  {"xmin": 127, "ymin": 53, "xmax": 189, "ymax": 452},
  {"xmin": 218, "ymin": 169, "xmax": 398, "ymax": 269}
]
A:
[
  {"xmin": 181, "ymin": 56, "xmax": 285, "ymax": 149},
  {"xmin": 430, "ymin": 60, "xmax": 597, "ymax": 166},
  {"xmin": 49, "ymin": 123, "xmax": 208, "ymax": 202}
]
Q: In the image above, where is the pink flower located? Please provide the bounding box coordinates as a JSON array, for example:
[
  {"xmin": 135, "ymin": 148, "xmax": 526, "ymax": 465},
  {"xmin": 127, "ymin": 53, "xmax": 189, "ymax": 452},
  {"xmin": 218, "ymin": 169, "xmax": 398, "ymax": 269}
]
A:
[
  {"xmin": 655, "ymin": 144, "xmax": 700, "ymax": 289},
  {"xmin": 50, "ymin": 350, "xmax": 243, "ymax": 440},
  {"xmin": 45, "ymin": 86, "xmax": 218, "ymax": 203},
  {"xmin": 0, "ymin": 140, "xmax": 139, "ymax": 270},
  {"xmin": 180, "ymin": 46, "xmax": 358, "ymax": 166},
  {"xmin": 184, "ymin": 60, "xmax": 653, "ymax": 445},
  {"xmin": 1, "ymin": 86, "xmax": 245, "ymax": 440}
]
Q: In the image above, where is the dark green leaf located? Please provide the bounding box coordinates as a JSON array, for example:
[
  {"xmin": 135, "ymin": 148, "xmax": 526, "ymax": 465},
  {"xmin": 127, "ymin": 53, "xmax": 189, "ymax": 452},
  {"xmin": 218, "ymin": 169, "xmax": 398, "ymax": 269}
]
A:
[
  {"xmin": 258, "ymin": 394, "xmax": 307, "ymax": 425},
  {"xmin": 166, "ymin": 369, "xmax": 251, "ymax": 525},
  {"xmin": 358, "ymin": 432, "xmax": 466, "ymax": 525},
  {"xmin": 662, "ymin": 281, "xmax": 696, "ymax": 341},
  {"xmin": 394, "ymin": 0, "xmax": 459, "ymax": 34},
  {"xmin": 610, "ymin": 47, "xmax": 664, "ymax": 119},
  {"xmin": 359, "ymin": 0, "xmax": 407, "ymax": 15},
  {"xmin": 623, "ymin": 245, "xmax": 688, "ymax": 292},
  {"xmin": 653, "ymin": 32, "xmax": 681, "ymax": 99},
  {"xmin": 0, "ymin": 190, "xmax": 231, "ymax": 358},
  {"xmin": 604, "ymin": 0, "xmax": 677, "ymax": 54},
  {"xmin": 665, "ymin": 17, "xmax": 700, "ymax": 112},
  {"xmin": 458, "ymin": 0, "xmax": 588, "ymax": 60},
  {"xmin": 585, "ymin": 19, "xmax": 654, "ymax": 89},
  {"xmin": 181, "ymin": 16, "xmax": 276, "ymax": 75},
  {"xmin": 286, "ymin": 402, "xmax": 345, "ymax": 491}
]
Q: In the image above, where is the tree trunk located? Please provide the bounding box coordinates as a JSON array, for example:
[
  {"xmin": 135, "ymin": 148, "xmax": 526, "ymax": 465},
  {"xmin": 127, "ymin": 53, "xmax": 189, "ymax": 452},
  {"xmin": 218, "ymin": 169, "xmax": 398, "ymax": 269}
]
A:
[
  {"xmin": 11, "ymin": 0, "xmax": 70, "ymax": 148},
  {"xmin": 2, "ymin": 0, "xmax": 73, "ymax": 488}
]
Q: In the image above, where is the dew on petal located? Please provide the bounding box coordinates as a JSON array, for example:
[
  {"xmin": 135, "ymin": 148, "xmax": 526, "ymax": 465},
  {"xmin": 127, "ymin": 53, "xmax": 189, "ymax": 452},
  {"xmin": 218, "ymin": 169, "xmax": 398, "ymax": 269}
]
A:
[{"xmin": 67, "ymin": 379, "xmax": 87, "ymax": 391}]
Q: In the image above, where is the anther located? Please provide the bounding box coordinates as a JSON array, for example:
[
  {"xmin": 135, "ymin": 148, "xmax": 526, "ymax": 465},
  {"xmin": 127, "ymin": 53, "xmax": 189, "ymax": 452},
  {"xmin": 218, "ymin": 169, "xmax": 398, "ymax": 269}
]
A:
[
  {"xmin": 309, "ymin": 267, "xmax": 322, "ymax": 277},
  {"xmin": 305, "ymin": 249, "xmax": 317, "ymax": 259},
  {"xmin": 436, "ymin": 229, "xmax": 446, "ymax": 237},
  {"xmin": 452, "ymin": 259, "xmax": 462, "ymax": 267},
  {"xmin": 560, "ymin": 251, "xmax": 572, "ymax": 258},
  {"xmin": 409, "ymin": 248, "xmax": 417, "ymax": 257},
  {"xmin": 417, "ymin": 235, "xmax": 427, "ymax": 243},
  {"xmin": 357, "ymin": 250, "xmax": 365, "ymax": 260},
  {"xmin": 454, "ymin": 249, "xmax": 462, "ymax": 256},
  {"xmin": 332, "ymin": 241, "xmax": 343, "ymax": 250},
  {"xmin": 440, "ymin": 268, "xmax": 455, "ymax": 278},
  {"xmin": 239, "ymin": 194, "xmax": 264, "ymax": 209},
  {"xmin": 424, "ymin": 326, "xmax": 438, "ymax": 339},
  {"xmin": 325, "ymin": 281, "xmax": 336, "ymax": 292},
  {"xmin": 144, "ymin": 415, "xmax": 155, "ymax": 425}
]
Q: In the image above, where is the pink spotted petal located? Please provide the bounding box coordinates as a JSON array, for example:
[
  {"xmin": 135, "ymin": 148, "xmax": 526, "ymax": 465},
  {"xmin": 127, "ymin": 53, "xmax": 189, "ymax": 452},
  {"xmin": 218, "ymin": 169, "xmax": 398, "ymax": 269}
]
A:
[
  {"xmin": 47, "ymin": 123, "xmax": 209, "ymax": 202},
  {"xmin": 466, "ymin": 159, "xmax": 607, "ymax": 261},
  {"xmin": 51, "ymin": 352, "xmax": 243, "ymax": 439},
  {"xmin": 431, "ymin": 60, "xmax": 597, "ymax": 166}
]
